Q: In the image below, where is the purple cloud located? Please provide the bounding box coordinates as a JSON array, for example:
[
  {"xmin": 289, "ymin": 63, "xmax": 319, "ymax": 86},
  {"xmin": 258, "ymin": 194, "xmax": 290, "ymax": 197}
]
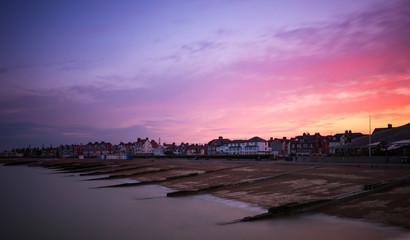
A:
[
  {"xmin": 179, "ymin": 40, "xmax": 224, "ymax": 56},
  {"xmin": 272, "ymin": 0, "xmax": 410, "ymax": 55},
  {"xmin": 1, "ymin": 0, "xmax": 409, "ymax": 150}
]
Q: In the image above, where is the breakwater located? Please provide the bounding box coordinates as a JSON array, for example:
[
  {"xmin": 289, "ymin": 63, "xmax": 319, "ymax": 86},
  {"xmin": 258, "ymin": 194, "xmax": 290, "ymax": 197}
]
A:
[
  {"xmin": 2, "ymin": 163, "xmax": 409, "ymax": 240},
  {"xmin": 1, "ymin": 158, "xmax": 410, "ymax": 230}
]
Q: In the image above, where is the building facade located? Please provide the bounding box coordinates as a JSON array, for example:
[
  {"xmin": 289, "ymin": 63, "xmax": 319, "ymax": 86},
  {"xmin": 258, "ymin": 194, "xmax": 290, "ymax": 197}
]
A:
[{"xmin": 209, "ymin": 136, "xmax": 270, "ymax": 155}]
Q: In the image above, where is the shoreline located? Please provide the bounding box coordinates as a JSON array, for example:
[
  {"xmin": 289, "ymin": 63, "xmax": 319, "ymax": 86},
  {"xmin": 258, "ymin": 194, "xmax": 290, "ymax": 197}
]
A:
[{"xmin": 1, "ymin": 157, "xmax": 410, "ymax": 230}]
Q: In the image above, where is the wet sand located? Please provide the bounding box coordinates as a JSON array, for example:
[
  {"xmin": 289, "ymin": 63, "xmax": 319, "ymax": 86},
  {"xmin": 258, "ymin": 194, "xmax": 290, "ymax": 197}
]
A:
[{"xmin": 2, "ymin": 158, "xmax": 410, "ymax": 229}]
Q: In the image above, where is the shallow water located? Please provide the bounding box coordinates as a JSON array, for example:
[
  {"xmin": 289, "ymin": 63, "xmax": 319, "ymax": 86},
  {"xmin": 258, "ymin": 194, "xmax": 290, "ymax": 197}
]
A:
[{"xmin": 0, "ymin": 165, "xmax": 409, "ymax": 240}]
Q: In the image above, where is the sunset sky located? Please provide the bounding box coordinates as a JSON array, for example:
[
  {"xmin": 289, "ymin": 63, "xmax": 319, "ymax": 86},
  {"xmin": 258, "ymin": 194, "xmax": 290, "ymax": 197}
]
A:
[{"xmin": 1, "ymin": 0, "xmax": 409, "ymax": 150}]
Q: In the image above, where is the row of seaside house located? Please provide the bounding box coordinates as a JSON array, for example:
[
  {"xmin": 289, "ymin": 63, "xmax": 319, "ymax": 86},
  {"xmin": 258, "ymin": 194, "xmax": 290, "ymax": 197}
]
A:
[
  {"xmin": 209, "ymin": 130, "xmax": 366, "ymax": 157},
  {"xmin": 201, "ymin": 125, "xmax": 404, "ymax": 157},
  {"xmin": 37, "ymin": 138, "xmax": 207, "ymax": 158},
  {"xmin": 4, "ymin": 126, "xmax": 386, "ymax": 158}
]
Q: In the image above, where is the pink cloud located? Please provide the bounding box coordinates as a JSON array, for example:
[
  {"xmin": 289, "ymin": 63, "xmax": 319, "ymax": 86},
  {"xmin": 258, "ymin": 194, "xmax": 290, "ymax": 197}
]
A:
[
  {"xmin": 182, "ymin": 1, "xmax": 410, "ymax": 139},
  {"xmin": 1, "ymin": 0, "xmax": 409, "ymax": 149}
]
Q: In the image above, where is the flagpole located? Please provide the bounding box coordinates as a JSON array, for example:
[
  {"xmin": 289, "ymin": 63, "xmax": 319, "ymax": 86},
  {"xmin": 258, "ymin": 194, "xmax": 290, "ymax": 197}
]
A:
[{"xmin": 369, "ymin": 115, "xmax": 371, "ymax": 157}]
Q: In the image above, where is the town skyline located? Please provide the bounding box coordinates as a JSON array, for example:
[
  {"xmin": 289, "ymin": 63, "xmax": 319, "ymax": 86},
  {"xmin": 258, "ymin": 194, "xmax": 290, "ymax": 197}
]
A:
[
  {"xmin": 1, "ymin": 1, "xmax": 409, "ymax": 152},
  {"xmin": 3, "ymin": 122, "xmax": 404, "ymax": 153},
  {"xmin": 0, "ymin": 120, "xmax": 407, "ymax": 152},
  {"xmin": 5, "ymin": 121, "xmax": 409, "ymax": 159}
]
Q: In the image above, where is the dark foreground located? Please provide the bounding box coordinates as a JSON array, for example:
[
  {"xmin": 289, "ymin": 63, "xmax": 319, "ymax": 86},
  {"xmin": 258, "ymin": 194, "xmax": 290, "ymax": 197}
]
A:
[{"xmin": 2, "ymin": 158, "xmax": 410, "ymax": 229}]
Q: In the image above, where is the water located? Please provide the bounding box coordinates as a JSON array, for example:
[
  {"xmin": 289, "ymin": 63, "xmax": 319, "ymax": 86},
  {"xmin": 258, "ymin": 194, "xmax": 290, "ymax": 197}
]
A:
[{"xmin": 0, "ymin": 165, "xmax": 409, "ymax": 240}]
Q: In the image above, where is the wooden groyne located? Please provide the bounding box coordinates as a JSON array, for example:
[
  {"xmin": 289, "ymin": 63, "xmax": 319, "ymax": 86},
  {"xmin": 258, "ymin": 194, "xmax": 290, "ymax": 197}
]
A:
[
  {"xmin": 3, "ymin": 158, "xmax": 409, "ymax": 229},
  {"xmin": 225, "ymin": 175, "xmax": 410, "ymax": 224},
  {"xmin": 80, "ymin": 165, "xmax": 155, "ymax": 176},
  {"xmin": 97, "ymin": 165, "xmax": 248, "ymax": 188},
  {"xmin": 3, "ymin": 159, "xmax": 37, "ymax": 166},
  {"xmin": 87, "ymin": 167, "xmax": 179, "ymax": 181},
  {"xmin": 167, "ymin": 165, "xmax": 326, "ymax": 197},
  {"xmin": 96, "ymin": 172, "xmax": 200, "ymax": 188}
]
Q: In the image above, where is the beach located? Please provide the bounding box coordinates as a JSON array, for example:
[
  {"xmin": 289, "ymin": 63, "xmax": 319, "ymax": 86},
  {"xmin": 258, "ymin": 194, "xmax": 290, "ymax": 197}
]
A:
[{"xmin": 2, "ymin": 158, "xmax": 410, "ymax": 230}]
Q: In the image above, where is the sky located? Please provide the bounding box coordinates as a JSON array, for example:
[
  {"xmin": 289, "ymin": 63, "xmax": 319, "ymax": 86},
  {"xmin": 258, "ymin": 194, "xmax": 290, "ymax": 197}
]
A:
[{"xmin": 0, "ymin": 0, "xmax": 409, "ymax": 150}]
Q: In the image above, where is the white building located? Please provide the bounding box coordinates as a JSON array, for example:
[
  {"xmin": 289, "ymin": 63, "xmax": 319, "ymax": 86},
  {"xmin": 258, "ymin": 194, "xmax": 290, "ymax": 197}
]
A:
[
  {"xmin": 216, "ymin": 144, "xmax": 229, "ymax": 154},
  {"xmin": 135, "ymin": 138, "xmax": 153, "ymax": 155},
  {"xmin": 225, "ymin": 137, "xmax": 271, "ymax": 155}
]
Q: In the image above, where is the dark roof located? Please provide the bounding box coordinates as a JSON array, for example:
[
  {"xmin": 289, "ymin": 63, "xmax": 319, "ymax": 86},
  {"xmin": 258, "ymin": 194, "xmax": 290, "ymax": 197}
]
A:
[
  {"xmin": 248, "ymin": 136, "xmax": 267, "ymax": 142},
  {"xmin": 208, "ymin": 138, "xmax": 231, "ymax": 145},
  {"xmin": 328, "ymin": 134, "xmax": 342, "ymax": 142},
  {"xmin": 342, "ymin": 123, "xmax": 410, "ymax": 149},
  {"xmin": 328, "ymin": 132, "xmax": 364, "ymax": 142},
  {"xmin": 373, "ymin": 128, "xmax": 390, "ymax": 134},
  {"xmin": 348, "ymin": 133, "xmax": 365, "ymax": 139},
  {"xmin": 303, "ymin": 135, "xmax": 316, "ymax": 143}
]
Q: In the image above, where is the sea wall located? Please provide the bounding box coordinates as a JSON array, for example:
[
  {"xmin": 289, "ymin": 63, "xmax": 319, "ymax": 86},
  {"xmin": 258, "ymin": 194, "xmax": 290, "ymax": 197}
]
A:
[{"xmin": 293, "ymin": 156, "xmax": 404, "ymax": 164}]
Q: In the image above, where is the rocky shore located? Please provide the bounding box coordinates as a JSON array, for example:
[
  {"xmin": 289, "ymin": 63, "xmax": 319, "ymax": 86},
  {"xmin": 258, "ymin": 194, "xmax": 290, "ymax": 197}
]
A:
[{"xmin": 2, "ymin": 158, "xmax": 410, "ymax": 230}]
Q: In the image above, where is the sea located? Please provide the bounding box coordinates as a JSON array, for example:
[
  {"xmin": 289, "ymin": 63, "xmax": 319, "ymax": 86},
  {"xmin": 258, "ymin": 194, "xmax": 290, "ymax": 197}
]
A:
[{"xmin": 0, "ymin": 164, "xmax": 409, "ymax": 240}]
